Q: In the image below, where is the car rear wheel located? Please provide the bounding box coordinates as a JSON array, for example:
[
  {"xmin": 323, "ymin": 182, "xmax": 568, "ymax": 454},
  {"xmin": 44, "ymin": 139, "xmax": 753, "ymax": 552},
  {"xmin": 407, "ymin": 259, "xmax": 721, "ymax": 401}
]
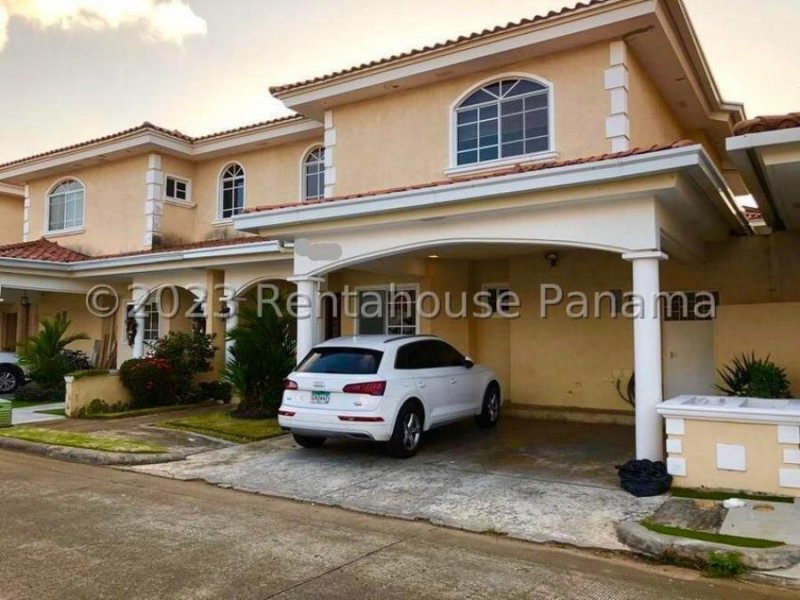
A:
[
  {"xmin": 293, "ymin": 434, "xmax": 326, "ymax": 449},
  {"xmin": 0, "ymin": 366, "xmax": 21, "ymax": 394},
  {"xmin": 387, "ymin": 402, "xmax": 423, "ymax": 458},
  {"xmin": 476, "ymin": 384, "xmax": 501, "ymax": 429}
]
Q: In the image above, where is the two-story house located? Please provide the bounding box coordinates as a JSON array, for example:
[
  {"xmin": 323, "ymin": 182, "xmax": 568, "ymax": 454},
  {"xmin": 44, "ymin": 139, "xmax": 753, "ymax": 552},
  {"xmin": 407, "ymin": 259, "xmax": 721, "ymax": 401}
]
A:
[{"xmin": 0, "ymin": 0, "xmax": 798, "ymax": 472}]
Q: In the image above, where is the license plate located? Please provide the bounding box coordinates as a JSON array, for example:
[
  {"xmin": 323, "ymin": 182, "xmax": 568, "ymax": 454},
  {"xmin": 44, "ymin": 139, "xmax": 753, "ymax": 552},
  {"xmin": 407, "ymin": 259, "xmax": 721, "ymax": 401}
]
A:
[{"xmin": 310, "ymin": 391, "xmax": 330, "ymax": 404}]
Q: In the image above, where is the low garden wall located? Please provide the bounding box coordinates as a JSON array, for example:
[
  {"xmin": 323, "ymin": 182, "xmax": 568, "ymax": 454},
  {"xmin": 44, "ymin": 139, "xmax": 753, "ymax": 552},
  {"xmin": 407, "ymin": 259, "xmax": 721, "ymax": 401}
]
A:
[
  {"xmin": 658, "ymin": 395, "xmax": 800, "ymax": 497},
  {"xmin": 64, "ymin": 371, "xmax": 132, "ymax": 418}
]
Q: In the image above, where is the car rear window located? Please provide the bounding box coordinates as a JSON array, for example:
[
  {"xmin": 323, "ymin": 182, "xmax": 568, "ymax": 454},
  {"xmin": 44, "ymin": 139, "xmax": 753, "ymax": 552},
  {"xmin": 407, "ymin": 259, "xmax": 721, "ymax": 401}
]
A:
[{"xmin": 297, "ymin": 347, "xmax": 383, "ymax": 375}]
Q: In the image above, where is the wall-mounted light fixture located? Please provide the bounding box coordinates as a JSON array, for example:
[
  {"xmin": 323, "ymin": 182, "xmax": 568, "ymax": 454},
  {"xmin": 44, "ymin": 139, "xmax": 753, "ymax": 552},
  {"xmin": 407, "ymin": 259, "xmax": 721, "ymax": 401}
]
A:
[
  {"xmin": 19, "ymin": 294, "xmax": 30, "ymax": 308},
  {"xmin": 545, "ymin": 252, "xmax": 559, "ymax": 268}
]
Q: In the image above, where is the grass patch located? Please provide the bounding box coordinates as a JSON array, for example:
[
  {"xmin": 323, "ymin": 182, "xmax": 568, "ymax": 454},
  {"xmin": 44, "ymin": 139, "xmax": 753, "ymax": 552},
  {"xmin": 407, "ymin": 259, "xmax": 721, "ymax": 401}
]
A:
[
  {"xmin": 671, "ymin": 487, "xmax": 794, "ymax": 504},
  {"xmin": 35, "ymin": 408, "xmax": 66, "ymax": 417},
  {"xmin": 641, "ymin": 519, "xmax": 784, "ymax": 549},
  {"xmin": 0, "ymin": 427, "xmax": 167, "ymax": 454},
  {"xmin": 10, "ymin": 399, "xmax": 59, "ymax": 409},
  {"xmin": 157, "ymin": 410, "xmax": 283, "ymax": 443},
  {"xmin": 83, "ymin": 403, "xmax": 211, "ymax": 420}
]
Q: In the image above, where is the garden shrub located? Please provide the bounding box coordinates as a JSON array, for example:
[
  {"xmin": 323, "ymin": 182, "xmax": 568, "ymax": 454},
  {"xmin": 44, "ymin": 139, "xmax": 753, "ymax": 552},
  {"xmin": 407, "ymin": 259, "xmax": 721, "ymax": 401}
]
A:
[
  {"xmin": 119, "ymin": 358, "xmax": 177, "ymax": 409},
  {"xmin": 717, "ymin": 353, "xmax": 791, "ymax": 398},
  {"xmin": 14, "ymin": 382, "xmax": 65, "ymax": 404},
  {"xmin": 198, "ymin": 381, "xmax": 233, "ymax": 404},
  {"xmin": 150, "ymin": 332, "xmax": 216, "ymax": 402},
  {"xmin": 705, "ymin": 551, "xmax": 747, "ymax": 578},
  {"xmin": 76, "ymin": 398, "xmax": 128, "ymax": 418},
  {"xmin": 16, "ymin": 314, "xmax": 89, "ymax": 389}
]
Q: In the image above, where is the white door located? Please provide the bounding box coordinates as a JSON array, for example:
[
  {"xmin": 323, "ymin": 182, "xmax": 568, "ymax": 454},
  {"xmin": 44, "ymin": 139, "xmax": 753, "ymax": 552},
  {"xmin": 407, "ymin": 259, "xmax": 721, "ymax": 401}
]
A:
[{"xmin": 662, "ymin": 320, "xmax": 716, "ymax": 399}]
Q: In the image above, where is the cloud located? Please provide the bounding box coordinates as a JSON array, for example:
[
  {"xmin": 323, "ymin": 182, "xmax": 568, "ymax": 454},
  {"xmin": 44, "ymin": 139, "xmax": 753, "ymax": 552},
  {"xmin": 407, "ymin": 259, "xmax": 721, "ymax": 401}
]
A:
[{"xmin": 0, "ymin": 0, "xmax": 207, "ymax": 51}]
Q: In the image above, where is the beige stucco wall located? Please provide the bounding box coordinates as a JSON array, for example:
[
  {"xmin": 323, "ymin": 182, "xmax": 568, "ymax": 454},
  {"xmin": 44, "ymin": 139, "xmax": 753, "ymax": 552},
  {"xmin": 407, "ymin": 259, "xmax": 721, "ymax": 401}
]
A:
[
  {"xmin": 332, "ymin": 42, "xmax": 611, "ymax": 196},
  {"xmin": 159, "ymin": 139, "xmax": 321, "ymax": 244},
  {"xmin": 627, "ymin": 50, "xmax": 685, "ymax": 149},
  {"xmin": 64, "ymin": 372, "xmax": 132, "ymax": 417},
  {"xmin": 0, "ymin": 192, "xmax": 23, "ymax": 245},
  {"xmin": 667, "ymin": 419, "xmax": 800, "ymax": 497},
  {"xmin": 714, "ymin": 303, "xmax": 800, "ymax": 398},
  {"xmin": 36, "ymin": 292, "xmax": 104, "ymax": 359},
  {"xmin": 27, "ymin": 155, "xmax": 148, "ymax": 256}
]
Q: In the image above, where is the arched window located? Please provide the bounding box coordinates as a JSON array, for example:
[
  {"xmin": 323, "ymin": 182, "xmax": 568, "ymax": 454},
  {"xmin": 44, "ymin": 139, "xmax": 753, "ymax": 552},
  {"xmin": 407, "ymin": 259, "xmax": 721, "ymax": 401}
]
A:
[
  {"xmin": 47, "ymin": 179, "xmax": 85, "ymax": 232},
  {"xmin": 455, "ymin": 78, "xmax": 550, "ymax": 166},
  {"xmin": 303, "ymin": 147, "xmax": 325, "ymax": 201},
  {"xmin": 220, "ymin": 164, "xmax": 245, "ymax": 219}
]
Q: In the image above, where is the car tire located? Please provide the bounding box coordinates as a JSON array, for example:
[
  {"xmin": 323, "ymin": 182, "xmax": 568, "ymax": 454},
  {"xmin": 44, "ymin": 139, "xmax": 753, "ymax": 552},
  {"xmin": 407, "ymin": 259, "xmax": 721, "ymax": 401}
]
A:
[
  {"xmin": 0, "ymin": 366, "xmax": 22, "ymax": 395},
  {"xmin": 476, "ymin": 383, "xmax": 501, "ymax": 429},
  {"xmin": 293, "ymin": 434, "xmax": 326, "ymax": 449},
  {"xmin": 387, "ymin": 401, "xmax": 424, "ymax": 458}
]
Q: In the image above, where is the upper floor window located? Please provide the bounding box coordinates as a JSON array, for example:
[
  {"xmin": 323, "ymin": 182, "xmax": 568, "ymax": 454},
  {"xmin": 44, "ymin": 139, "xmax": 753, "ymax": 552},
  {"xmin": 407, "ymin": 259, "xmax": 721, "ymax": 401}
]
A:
[
  {"xmin": 47, "ymin": 179, "xmax": 85, "ymax": 232},
  {"xmin": 303, "ymin": 147, "xmax": 325, "ymax": 201},
  {"xmin": 220, "ymin": 163, "xmax": 245, "ymax": 219},
  {"xmin": 455, "ymin": 78, "xmax": 550, "ymax": 166},
  {"xmin": 165, "ymin": 175, "xmax": 190, "ymax": 203}
]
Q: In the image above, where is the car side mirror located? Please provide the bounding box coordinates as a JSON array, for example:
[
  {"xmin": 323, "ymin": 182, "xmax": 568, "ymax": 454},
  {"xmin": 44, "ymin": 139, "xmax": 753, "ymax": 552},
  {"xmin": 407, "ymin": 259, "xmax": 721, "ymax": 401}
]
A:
[{"xmin": 462, "ymin": 357, "xmax": 474, "ymax": 369}]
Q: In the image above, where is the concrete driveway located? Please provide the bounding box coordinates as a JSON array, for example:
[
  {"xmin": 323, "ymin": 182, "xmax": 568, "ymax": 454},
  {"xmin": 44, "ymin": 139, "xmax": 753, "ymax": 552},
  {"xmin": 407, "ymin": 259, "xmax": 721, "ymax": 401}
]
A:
[{"xmin": 133, "ymin": 418, "xmax": 662, "ymax": 550}]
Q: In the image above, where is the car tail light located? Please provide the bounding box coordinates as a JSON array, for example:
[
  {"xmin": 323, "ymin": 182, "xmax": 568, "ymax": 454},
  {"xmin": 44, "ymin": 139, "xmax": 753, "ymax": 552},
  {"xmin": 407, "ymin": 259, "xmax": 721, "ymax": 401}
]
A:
[
  {"xmin": 283, "ymin": 379, "xmax": 298, "ymax": 390},
  {"xmin": 278, "ymin": 410, "xmax": 295, "ymax": 417},
  {"xmin": 342, "ymin": 381, "xmax": 386, "ymax": 396}
]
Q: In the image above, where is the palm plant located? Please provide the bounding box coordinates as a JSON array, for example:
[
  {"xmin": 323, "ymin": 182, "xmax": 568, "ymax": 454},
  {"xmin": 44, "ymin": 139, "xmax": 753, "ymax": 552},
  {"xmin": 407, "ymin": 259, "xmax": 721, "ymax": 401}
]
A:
[
  {"xmin": 717, "ymin": 352, "xmax": 791, "ymax": 399},
  {"xmin": 17, "ymin": 313, "xmax": 89, "ymax": 389},
  {"xmin": 224, "ymin": 303, "xmax": 296, "ymax": 418}
]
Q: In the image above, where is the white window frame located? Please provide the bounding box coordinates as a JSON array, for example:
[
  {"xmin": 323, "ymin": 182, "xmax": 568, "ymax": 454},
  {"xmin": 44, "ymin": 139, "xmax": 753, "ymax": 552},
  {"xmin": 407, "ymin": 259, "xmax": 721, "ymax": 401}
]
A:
[
  {"xmin": 218, "ymin": 162, "xmax": 246, "ymax": 221},
  {"xmin": 163, "ymin": 174, "xmax": 192, "ymax": 205},
  {"xmin": 354, "ymin": 284, "xmax": 420, "ymax": 335},
  {"xmin": 480, "ymin": 282, "xmax": 513, "ymax": 317},
  {"xmin": 45, "ymin": 177, "xmax": 85, "ymax": 235},
  {"xmin": 446, "ymin": 73, "xmax": 557, "ymax": 177},
  {"xmin": 302, "ymin": 145, "xmax": 326, "ymax": 202}
]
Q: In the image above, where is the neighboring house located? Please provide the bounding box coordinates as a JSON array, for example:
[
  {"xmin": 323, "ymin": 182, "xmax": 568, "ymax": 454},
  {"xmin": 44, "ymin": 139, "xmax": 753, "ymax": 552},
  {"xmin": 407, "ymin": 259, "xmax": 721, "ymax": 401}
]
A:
[{"xmin": 0, "ymin": 0, "xmax": 798, "ymax": 469}]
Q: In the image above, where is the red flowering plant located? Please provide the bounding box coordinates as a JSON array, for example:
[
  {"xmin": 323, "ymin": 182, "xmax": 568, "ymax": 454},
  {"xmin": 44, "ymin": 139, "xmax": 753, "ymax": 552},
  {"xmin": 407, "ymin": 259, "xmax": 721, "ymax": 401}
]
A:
[{"xmin": 119, "ymin": 357, "xmax": 178, "ymax": 409}]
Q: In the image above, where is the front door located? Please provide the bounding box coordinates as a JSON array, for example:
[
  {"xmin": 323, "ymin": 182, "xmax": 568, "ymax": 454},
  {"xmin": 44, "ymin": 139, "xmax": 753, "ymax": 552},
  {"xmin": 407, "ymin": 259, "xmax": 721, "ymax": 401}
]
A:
[
  {"xmin": 663, "ymin": 320, "xmax": 716, "ymax": 398},
  {"xmin": 2, "ymin": 314, "xmax": 16, "ymax": 351}
]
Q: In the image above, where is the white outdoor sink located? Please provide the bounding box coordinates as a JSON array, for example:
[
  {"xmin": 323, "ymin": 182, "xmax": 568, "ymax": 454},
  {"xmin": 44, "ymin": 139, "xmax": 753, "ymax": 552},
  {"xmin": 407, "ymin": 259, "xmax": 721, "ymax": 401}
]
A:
[{"xmin": 658, "ymin": 394, "xmax": 800, "ymax": 423}]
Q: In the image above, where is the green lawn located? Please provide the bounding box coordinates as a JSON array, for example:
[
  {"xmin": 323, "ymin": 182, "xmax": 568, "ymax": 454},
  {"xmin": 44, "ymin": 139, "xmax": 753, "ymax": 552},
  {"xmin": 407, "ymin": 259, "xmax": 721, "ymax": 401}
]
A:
[
  {"xmin": 671, "ymin": 487, "xmax": 794, "ymax": 504},
  {"xmin": 35, "ymin": 408, "xmax": 67, "ymax": 417},
  {"xmin": 158, "ymin": 410, "xmax": 283, "ymax": 444},
  {"xmin": 641, "ymin": 519, "xmax": 784, "ymax": 549},
  {"xmin": 10, "ymin": 399, "xmax": 60, "ymax": 409},
  {"xmin": 0, "ymin": 427, "xmax": 167, "ymax": 454}
]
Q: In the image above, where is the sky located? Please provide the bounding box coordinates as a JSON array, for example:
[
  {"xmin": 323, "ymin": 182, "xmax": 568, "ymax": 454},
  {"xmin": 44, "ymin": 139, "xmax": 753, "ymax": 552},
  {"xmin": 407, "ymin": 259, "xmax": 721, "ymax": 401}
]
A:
[{"xmin": 0, "ymin": 0, "xmax": 798, "ymax": 163}]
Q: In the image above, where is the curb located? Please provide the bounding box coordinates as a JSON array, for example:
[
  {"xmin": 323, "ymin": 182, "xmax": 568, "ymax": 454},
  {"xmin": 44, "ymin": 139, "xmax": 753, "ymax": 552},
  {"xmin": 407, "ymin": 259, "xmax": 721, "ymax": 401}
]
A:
[
  {"xmin": 615, "ymin": 521, "xmax": 800, "ymax": 571},
  {"xmin": 0, "ymin": 436, "xmax": 188, "ymax": 466}
]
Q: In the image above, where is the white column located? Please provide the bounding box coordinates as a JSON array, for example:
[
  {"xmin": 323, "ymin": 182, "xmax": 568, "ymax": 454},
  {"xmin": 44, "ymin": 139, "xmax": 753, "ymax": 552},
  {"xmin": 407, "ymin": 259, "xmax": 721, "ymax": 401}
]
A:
[
  {"xmin": 623, "ymin": 251, "xmax": 668, "ymax": 461},
  {"xmin": 288, "ymin": 276, "xmax": 325, "ymax": 362},
  {"xmin": 224, "ymin": 299, "xmax": 239, "ymax": 363},
  {"xmin": 132, "ymin": 288, "xmax": 147, "ymax": 359}
]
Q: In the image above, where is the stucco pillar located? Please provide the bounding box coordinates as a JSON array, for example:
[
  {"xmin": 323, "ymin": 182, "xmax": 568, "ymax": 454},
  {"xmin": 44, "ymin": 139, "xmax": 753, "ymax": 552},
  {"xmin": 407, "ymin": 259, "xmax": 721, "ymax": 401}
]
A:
[
  {"xmin": 288, "ymin": 276, "xmax": 325, "ymax": 363},
  {"xmin": 623, "ymin": 251, "xmax": 667, "ymax": 461},
  {"xmin": 132, "ymin": 289, "xmax": 147, "ymax": 359},
  {"xmin": 224, "ymin": 298, "xmax": 239, "ymax": 364}
]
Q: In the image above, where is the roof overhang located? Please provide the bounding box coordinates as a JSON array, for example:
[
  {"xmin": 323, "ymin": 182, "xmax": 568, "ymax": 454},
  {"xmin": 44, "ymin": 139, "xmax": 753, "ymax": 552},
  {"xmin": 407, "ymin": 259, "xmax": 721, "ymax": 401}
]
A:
[
  {"xmin": 727, "ymin": 127, "xmax": 800, "ymax": 231},
  {"xmin": 234, "ymin": 144, "xmax": 750, "ymax": 256},
  {"xmin": 273, "ymin": 0, "xmax": 743, "ymax": 157},
  {"xmin": 0, "ymin": 119, "xmax": 323, "ymax": 185},
  {"xmin": 0, "ymin": 240, "xmax": 290, "ymax": 280}
]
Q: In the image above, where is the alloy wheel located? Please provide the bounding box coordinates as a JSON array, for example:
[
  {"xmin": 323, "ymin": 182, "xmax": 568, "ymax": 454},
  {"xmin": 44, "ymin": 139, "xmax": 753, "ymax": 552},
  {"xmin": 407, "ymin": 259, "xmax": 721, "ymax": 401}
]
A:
[
  {"xmin": 403, "ymin": 412, "xmax": 421, "ymax": 450},
  {"xmin": 0, "ymin": 372, "xmax": 16, "ymax": 393}
]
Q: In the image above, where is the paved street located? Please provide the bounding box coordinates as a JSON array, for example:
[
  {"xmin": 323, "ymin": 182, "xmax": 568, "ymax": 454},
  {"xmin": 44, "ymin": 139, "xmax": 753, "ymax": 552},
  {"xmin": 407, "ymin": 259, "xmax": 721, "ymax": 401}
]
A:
[{"xmin": 0, "ymin": 450, "xmax": 792, "ymax": 600}]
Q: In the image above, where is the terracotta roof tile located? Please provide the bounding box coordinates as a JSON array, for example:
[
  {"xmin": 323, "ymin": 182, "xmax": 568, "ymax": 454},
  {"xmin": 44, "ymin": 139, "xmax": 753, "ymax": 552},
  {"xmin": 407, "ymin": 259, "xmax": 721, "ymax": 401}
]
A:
[
  {"xmin": 0, "ymin": 239, "xmax": 89, "ymax": 263},
  {"xmin": 0, "ymin": 116, "xmax": 306, "ymax": 169},
  {"xmin": 245, "ymin": 140, "xmax": 696, "ymax": 214},
  {"xmin": 733, "ymin": 113, "xmax": 800, "ymax": 136},
  {"xmin": 269, "ymin": 0, "xmax": 610, "ymax": 95},
  {"xmin": 0, "ymin": 236, "xmax": 275, "ymax": 264}
]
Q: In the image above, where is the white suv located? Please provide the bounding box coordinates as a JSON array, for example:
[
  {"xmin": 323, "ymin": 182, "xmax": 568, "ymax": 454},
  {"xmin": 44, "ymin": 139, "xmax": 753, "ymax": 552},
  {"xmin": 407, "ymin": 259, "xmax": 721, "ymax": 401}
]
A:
[
  {"xmin": 279, "ymin": 335, "xmax": 501, "ymax": 457},
  {"xmin": 0, "ymin": 352, "xmax": 24, "ymax": 394}
]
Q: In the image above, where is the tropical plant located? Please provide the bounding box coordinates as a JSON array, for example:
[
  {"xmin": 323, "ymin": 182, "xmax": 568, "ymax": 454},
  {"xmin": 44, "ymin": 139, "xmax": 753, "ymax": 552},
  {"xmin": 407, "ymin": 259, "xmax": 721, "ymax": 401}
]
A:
[
  {"xmin": 224, "ymin": 303, "xmax": 296, "ymax": 418},
  {"xmin": 16, "ymin": 313, "xmax": 89, "ymax": 389},
  {"xmin": 717, "ymin": 353, "xmax": 791, "ymax": 399}
]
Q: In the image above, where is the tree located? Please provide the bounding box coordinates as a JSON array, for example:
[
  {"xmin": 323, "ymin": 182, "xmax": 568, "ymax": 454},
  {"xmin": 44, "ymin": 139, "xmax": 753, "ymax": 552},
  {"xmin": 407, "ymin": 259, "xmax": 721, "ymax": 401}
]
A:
[
  {"xmin": 17, "ymin": 313, "xmax": 89, "ymax": 389},
  {"xmin": 224, "ymin": 303, "xmax": 296, "ymax": 418}
]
